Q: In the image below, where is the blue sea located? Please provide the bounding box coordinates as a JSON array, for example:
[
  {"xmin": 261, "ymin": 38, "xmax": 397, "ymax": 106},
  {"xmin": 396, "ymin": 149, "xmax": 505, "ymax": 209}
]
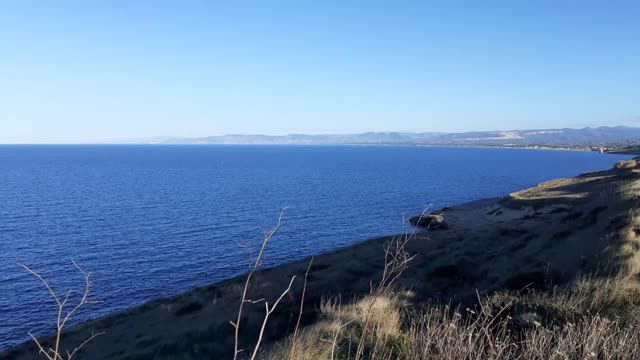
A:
[{"xmin": 0, "ymin": 145, "xmax": 633, "ymax": 349}]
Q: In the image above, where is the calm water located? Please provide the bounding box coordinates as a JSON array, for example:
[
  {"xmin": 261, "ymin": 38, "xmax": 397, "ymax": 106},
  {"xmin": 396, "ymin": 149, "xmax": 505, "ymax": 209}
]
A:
[{"xmin": 0, "ymin": 145, "xmax": 633, "ymax": 349}]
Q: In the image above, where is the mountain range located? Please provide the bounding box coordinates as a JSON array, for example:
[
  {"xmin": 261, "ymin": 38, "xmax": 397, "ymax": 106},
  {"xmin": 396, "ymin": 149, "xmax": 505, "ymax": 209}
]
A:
[{"xmin": 145, "ymin": 126, "xmax": 640, "ymax": 148}]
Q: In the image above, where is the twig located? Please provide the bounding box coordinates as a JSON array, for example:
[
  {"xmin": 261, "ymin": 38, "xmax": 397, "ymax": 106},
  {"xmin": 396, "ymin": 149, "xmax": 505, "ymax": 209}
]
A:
[
  {"xmin": 20, "ymin": 261, "xmax": 103, "ymax": 360},
  {"xmin": 250, "ymin": 276, "xmax": 297, "ymax": 360},
  {"xmin": 233, "ymin": 208, "xmax": 287, "ymax": 360},
  {"xmin": 290, "ymin": 257, "xmax": 314, "ymax": 359},
  {"xmin": 66, "ymin": 332, "xmax": 106, "ymax": 360}
]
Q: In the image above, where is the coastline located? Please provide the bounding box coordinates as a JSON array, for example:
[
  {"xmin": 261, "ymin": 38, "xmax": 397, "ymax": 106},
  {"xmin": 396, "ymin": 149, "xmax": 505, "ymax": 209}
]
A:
[
  {"xmin": 1, "ymin": 195, "xmax": 501, "ymax": 357},
  {"xmin": 0, "ymin": 143, "xmax": 620, "ymax": 153},
  {"xmin": 3, "ymin": 159, "xmax": 640, "ymax": 359}
]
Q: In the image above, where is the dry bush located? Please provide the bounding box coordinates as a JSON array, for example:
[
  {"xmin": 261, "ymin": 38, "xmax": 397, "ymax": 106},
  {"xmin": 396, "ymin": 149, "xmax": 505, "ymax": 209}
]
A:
[
  {"xmin": 264, "ymin": 230, "xmax": 417, "ymax": 360},
  {"xmin": 397, "ymin": 302, "xmax": 640, "ymax": 359},
  {"xmin": 232, "ymin": 209, "xmax": 320, "ymax": 360},
  {"xmin": 263, "ymin": 294, "xmax": 406, "ymax": 360},
  {"xmin": 567, "ymin": 277, "xmax": 640, "ymax": 317},
  {"xmin": 267, "ymin": 276, "xmax": 640, "ymax": 360},
  {"xmin": 231, "ymin": 209, "xmax": 294, "ymax": 360},
  {"xmin": 20, "ymin": 261, "xmax": 103, "ymax": 360},
  {"xmin": 615, "ymin": 159, "xmax": 638, "ymax": 169},
  {"xmin": 263, "ymin": 234, "xmax": 640, "ymax": 360}
]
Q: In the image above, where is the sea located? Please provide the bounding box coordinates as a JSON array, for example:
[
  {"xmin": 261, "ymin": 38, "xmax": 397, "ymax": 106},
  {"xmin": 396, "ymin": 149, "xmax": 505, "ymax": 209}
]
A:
[{"xmin": 0, "ymin": 145, "xmax": 633, "ymax": 349}]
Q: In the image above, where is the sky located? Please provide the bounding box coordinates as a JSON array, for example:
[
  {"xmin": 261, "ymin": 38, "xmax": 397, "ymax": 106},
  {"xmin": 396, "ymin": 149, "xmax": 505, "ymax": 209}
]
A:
[{"xmin": 0, "ymin": 1, "xmax": 639, "ymax": 143}]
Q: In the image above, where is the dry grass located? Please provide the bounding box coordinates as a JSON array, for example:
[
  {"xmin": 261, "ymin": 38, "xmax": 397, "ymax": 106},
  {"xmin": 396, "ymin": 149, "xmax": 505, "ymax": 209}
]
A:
[
  {"xmin": 614, "ymin": 159, "xmax": 638, "ymax": 169},
  {"xmin": 265, "ymin": 275, "xmax": 640, "ymax": 360},
  {"xmin": 264, "ymin": 227, "xmax": 418, "ymax": 360},
  {"xmin": 263, "ymin": 183, "xmax": 640, "ymax": 360},
  {"xmin": 399, "ymin": 305, "xmax": 640, "ymax": 359}
]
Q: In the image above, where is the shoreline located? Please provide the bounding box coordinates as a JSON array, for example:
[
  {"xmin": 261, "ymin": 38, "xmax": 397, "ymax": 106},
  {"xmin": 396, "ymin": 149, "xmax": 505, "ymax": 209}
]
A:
[
  {"xmin": 3, "ymin": 159, "xmax": 640, "ymax": 358},
  {"xmin": 0, "ymin": 195, "xmax": 501, "ymax": 354},
  {"xmin": 0, "ymin": 142, "xmax": 626, "ymax": 153}
]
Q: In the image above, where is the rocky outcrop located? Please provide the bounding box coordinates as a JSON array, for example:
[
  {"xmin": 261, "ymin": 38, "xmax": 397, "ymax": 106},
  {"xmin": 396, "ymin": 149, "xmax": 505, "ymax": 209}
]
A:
[{"xmin": 409, "ymin": 213, "xmax": 448, "ymax": 229}]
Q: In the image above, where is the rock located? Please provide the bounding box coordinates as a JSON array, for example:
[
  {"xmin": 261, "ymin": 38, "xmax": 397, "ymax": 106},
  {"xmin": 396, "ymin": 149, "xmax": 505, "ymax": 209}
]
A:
[{"xmin": 409, "ymin": 213, "xmax": 448, "ymax": 229}]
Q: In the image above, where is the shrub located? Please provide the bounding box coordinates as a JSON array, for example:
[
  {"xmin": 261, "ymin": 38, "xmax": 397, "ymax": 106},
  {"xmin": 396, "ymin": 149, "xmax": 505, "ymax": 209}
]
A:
[{"xmin": 615, "ymin": 159, "xmax": 638, "ymax": 169}]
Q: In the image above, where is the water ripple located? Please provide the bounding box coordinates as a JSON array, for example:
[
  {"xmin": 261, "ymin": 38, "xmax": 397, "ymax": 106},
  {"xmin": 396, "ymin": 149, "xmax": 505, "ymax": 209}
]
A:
[{"xmin": 0, "ymin": 145, "xmax": 633, "ymax": 349}]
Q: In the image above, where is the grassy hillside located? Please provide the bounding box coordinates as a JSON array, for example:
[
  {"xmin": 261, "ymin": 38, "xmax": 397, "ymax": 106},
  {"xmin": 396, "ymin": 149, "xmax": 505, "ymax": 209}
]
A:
[{"xmin": 4, "ymin": 158, "xmax": 640, "ymax": 359}]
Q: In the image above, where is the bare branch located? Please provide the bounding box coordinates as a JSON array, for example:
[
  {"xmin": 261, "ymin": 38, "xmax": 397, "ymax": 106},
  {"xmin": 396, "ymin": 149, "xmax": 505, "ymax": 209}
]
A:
[
  {"xmin": 250, "ymin": 276, "xmax": 296, "ymax": 360},
  {"xmin": 21, "ymin": 260, "xmax": 103, "ymax": 360},
  {"xmin": 66, "ymin": 332, "xmax": 105, "ymax": 360},
  {"xmin": 19, "ymin": 264, "xmax": 61, "ymax": 307},
  {"xmin": 290, "ymin": 257, "xmax": 314, "ymax": 359},
  {"xmin": 28, "ymin": 332, "xmax": 54, "ymax": 360},
  {"xmin": 233, "ymin": 208, "xmax": 288, "ymax": 360}
]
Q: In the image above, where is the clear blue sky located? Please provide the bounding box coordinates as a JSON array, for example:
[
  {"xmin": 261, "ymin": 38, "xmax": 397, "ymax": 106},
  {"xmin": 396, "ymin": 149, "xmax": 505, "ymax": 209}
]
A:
[{"xmin": 1, "ymin": 1, "xmax": 638, "ymax": 143}]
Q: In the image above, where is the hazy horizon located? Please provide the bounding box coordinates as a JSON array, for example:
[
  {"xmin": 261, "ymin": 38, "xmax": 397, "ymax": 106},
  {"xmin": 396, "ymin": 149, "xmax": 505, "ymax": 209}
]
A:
[
  {"xmin": 1, "ymin": 2, "xmax": 639, "ymax": 143},
  {"xmin": 0, "ymin": 124, "xmax": 637, "ymax": 145}
]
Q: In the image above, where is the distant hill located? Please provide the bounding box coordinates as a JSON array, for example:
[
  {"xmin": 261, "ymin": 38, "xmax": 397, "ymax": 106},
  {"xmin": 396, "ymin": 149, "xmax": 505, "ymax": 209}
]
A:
[{"xmin": 145, "ymin": 126, "xmax": 640, "ymax": 148}]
